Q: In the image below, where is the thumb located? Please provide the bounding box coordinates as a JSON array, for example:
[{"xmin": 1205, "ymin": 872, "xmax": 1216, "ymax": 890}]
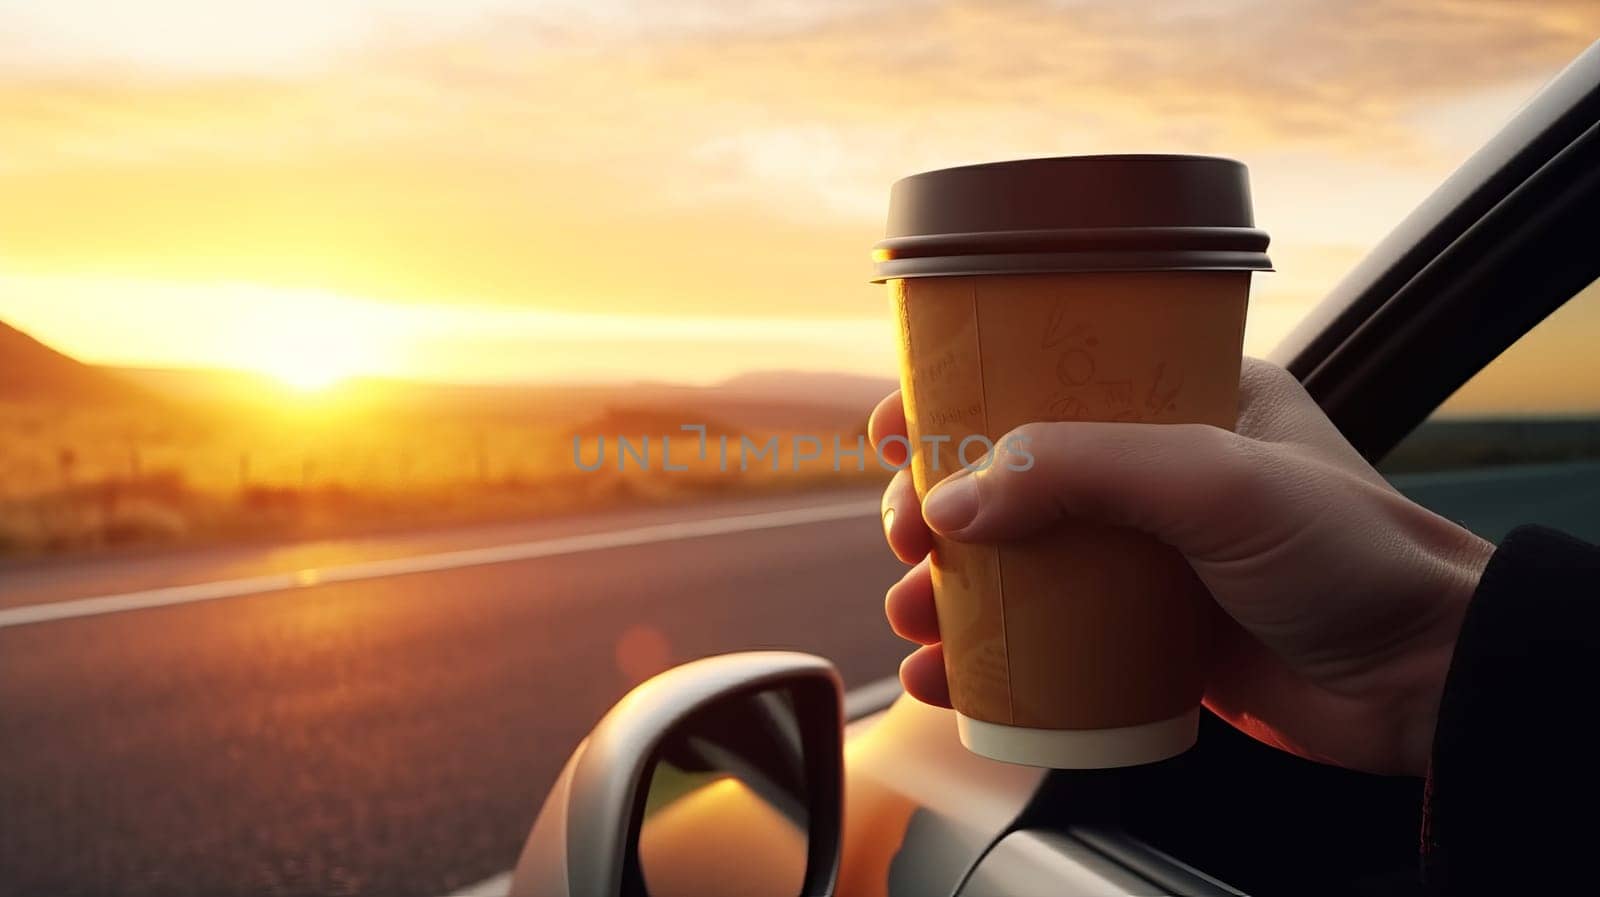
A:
[{"xmin": 921, "ymin": 421, "xmax": 1269, "ymax": 557}]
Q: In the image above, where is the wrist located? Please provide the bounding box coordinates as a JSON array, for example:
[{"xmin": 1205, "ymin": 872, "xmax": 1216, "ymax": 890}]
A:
[{"xmin": 1393, "ymin": 528, "xmax": 1496, "ymax": 776}]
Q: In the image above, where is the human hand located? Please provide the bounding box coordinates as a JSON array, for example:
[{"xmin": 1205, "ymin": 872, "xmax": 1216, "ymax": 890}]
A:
[{"xmin": 871, "ymin": 358, "xmax": 1494, "ymax": 777}]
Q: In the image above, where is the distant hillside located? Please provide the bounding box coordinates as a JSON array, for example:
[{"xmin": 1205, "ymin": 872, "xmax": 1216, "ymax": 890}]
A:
[
  {"xmin": 717, "ymin": 370, "xmax": 898, "ymax": 411},
  {"xmin": 113, "ymin": 366, "xmax": 288, "ymax": 405},
  {"xmin": 114, "ymin": 366, "xmax": 882, "ymax": 431},
  {"xmin": 568, "ymin": 406, "xmax": 741, "ymax": 439},
  {"xmin": 0, "ymin": 321, "xmax": 150, "ymax": 405}
]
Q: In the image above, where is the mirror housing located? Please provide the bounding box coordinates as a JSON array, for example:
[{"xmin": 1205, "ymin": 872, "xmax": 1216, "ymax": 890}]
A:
[{"xmin": 510, "ymin": 651, "xmax": 844, "ymax": 897}]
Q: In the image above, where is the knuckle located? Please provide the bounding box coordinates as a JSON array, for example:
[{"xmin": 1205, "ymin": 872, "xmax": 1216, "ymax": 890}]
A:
[
  {"xmin": 972, "ymin": 450, "xmax": 1015, "ymax": 488},
  {"xmin": 991, "ymin": 422, "xmax": 1053, "ymax": 478},
  {"xmin": 1243, "ymin": 356, "xmax": 1295, "ymax": 385},
  {"xmin": 1008, "ymin": 420, "xmax": 1054, "ymax": 443},
  {"xmin": 1000, "ymin": 422, "xmax": 1055, "ymax": 461},
  {"xmin": 1240, "ymin": 358, "xmax": 1313, "ymax": 410}
]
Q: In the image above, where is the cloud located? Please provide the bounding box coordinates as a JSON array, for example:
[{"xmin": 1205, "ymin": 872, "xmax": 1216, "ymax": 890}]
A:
[
  {"xmin": 9, "ymin": 1, "xmax": 1595, "ymax": 165},
  {"xmin": 0, "ymin": 0, "xmax": 919, "ymax": 74},
  {"xmin": 0, "ymin": 0, "xmax": 1594, "ymax": 336}
]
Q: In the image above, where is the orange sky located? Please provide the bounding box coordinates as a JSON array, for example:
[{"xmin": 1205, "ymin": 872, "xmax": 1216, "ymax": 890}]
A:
[{"xmin": 1, "ymin": 0, "xmax": 1597, "ymax": 409}]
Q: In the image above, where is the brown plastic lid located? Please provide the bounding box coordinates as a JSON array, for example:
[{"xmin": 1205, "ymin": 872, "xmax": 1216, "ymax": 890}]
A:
[{"xmin": 872, "ymin": 154, "xmax": 1272, "ymax": 281}]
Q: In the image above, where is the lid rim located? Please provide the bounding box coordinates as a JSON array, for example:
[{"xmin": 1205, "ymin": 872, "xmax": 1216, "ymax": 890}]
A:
[
  {"xmin": 890, "ymin": 153, "xmax": 1246, "ymax": 187},
  {"xmin": 871, "ymin": 249, "xmax": 1273, "ymax": 283},
  {"xmin": 874, "ymin": 225, "xmax": 1270, "ymax": 260}
]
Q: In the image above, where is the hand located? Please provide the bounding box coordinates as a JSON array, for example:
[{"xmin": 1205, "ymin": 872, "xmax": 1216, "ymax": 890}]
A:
[{"xmin": 871, "ymin": 358, "xmax": 1494, "ymax": 777}]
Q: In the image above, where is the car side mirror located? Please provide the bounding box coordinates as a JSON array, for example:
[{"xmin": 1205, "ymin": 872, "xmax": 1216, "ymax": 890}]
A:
[{"xmin": 510, "ymin": 651, "xmax": 844, "ymax": 897}]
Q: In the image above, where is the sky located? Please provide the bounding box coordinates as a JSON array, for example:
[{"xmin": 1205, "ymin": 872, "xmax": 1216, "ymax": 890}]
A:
[{"xmin": 1, "ymin": 0, "xmax": 1597, "ymax": 404}]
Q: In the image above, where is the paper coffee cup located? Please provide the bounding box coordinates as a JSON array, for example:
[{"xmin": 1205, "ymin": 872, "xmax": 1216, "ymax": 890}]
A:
[{"xmin": 873, "ymin": 156, "xmax": 1271, "ymax": 768}]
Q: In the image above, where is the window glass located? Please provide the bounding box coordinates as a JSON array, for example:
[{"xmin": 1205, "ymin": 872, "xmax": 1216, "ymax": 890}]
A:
[{"xmin": 1382, "ymin": 278, "xmax": 1600, "ymax": 542}]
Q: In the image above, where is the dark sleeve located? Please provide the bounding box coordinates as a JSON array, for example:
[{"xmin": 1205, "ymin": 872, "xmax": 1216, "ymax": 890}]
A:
[{"xmin": 1422, "ymin": 524, "xmax": 1600, "ymax": 896}]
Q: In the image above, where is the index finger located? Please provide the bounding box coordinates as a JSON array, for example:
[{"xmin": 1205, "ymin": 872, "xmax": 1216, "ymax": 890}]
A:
[{"xmin": 869, "ymin": 390, "xmax": 909, "ymax": 465}]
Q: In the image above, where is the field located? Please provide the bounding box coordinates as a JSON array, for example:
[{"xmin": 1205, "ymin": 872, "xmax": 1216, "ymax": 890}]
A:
[
  {"xmin": 1380, "ymin": 416, "xmax": 1600, "ymax": 473},
  {"xmin": 0, "ymin": 370, "xmax": 889, "ymax": 557}
]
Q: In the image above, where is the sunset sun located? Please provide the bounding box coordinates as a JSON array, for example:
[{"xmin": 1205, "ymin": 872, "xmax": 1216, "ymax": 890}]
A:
[
  {"xmin": 238, "ymin": 307, "xmax": 383, "ymax": 393},
  {"xmin": 209, "ymin": 287, "xmax": 395, "ymax": 393},
  {"xmin": 259, "ymin": 352, "xmax": 356, "ymax": 392}
]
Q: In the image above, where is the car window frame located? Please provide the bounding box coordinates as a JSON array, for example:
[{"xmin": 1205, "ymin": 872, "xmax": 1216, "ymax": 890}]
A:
[{"xmin": 1271, "ymin": 40, "xmax": 1600, "ymax": 462}]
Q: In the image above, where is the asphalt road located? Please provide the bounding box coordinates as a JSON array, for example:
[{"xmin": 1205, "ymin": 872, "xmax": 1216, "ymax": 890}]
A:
[
  {"xmin": 3, "ymin": 462, "xmax": 1596, "ymax": 897},
  {"xmin": 0, "ymin": 490, "xmax": 907, "ymax": 897}
]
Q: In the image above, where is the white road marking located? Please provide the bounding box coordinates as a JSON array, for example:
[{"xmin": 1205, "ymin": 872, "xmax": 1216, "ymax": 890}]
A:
[
  {"xmin": 438, "ymin": 675, "xmax": 903, "ymax": 897},
  {"xmin": 0, "ymin": 499, "xmax": 881, "ymax": 630}
]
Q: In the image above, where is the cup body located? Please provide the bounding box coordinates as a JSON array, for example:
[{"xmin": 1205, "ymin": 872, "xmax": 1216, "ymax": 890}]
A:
[{"xmin": 893, "ymin": 270, "xmax": 1250, "ymax": 767}]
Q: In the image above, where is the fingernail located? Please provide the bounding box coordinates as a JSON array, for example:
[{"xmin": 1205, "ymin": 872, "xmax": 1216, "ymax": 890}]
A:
[
  {"xmin": 922, "ymin": 473, "xmax": 978, "ymax": 533},
  {"xmin": 881, "ymin": 506, "xmax": 895, "ymax": 541}
]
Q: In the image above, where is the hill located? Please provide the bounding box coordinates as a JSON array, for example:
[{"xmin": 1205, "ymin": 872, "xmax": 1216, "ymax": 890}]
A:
[
  {"xmin": 113, "ymin": 367, "xmax": 882, "ymax": 431},
  {"xmin": 716, "ymin": 370, "xmax": 898, "ymax": 411},
  {"xmin": 0, "ymin": 320, "xmax": 150, "ymax": 405}
]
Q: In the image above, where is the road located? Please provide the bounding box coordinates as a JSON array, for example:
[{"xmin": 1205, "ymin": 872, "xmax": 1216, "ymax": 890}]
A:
[
  {"xmin": 1388, "ymin": 460, "xmax": 1600, "ymax": 544},
  {"xmin": 3, "ymin": 462, "xmax": 1596, "ymax": 897},
  {"xmin": 0, "ymin": 490, "xmax": 907, "ymax": 897}
]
